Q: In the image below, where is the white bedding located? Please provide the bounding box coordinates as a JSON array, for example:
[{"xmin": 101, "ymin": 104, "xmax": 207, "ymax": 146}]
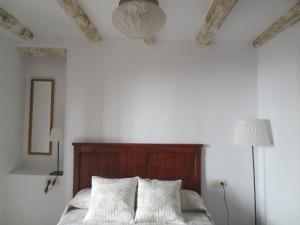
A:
[{"xmin": 58, "ymin": 206, "xmax": 215, "ymax": 225}]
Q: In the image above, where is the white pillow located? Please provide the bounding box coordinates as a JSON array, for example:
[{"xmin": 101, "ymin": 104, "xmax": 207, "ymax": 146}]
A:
[
  {"xmin": 68, "ymin": 188, "xmax": 207, "ymax": 212},
  {"xmin": 135, "ymin": 178, "xmax": 185, "ymax": 224},
  {"xmin": 69, "ymin": 189, "xmax": 91, "ymax": 209},
  {"xmin": 83, "ymin": 176, "xmax": 137, "ymax": 223},
  {"xmin": 180, "ymin": 190, "xmax": 208, "ymax": 212}
]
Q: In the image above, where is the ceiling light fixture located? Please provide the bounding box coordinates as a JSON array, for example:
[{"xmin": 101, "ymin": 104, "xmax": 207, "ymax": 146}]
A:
[{"xmin": 112, "ymin": 0, "xmax": 166, "ymax": 40}]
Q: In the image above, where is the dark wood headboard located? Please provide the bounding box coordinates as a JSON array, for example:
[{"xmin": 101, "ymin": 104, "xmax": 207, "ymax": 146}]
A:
[{"xmin": 73, "ymin": 143, "xmax": 203, "ymax": 196}]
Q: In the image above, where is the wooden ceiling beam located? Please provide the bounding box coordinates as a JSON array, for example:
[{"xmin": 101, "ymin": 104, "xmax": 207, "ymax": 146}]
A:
[
  {"xmin": 0, "ymin": 7, "xmax": 34, "ymax": 40},
  {"xmin": 57, "ymin": 0, "xmax": 101, "ymax": 42},
  {"xmin": 197, "ymin": 0, "xmax": 239, "ymax": 46},
  {"xmin": 253, "ymin": 2, "xmax": 300, "ymax": 48},
  {"xmin": 17, "ymin": 47, "xmax": 67, "ymax": 57}
]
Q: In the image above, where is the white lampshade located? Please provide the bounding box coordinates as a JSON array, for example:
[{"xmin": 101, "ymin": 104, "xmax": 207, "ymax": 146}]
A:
[
  {"xmin": 49, "ymin": 128, "xmax": 64, "ymax": 142},
  {"xmin": 112, "ymin": 0, "xmax": 166, "ymax": 39},
  {"xmin": 234, "ymin": 119, "xmax": 272, "ymax": 146}
]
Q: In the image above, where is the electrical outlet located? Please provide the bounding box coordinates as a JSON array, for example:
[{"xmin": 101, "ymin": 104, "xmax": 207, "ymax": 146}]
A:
[{"xmin": 211, "ymin": 180, "xmax": 228, "ymax": 188}]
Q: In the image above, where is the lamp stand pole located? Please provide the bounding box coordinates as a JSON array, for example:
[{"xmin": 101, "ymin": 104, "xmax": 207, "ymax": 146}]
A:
[
  {"xmin": 252, "ymin": 145, "xmax": 257, "ymax": 225},
  {"xmin": 50, "ymin": 141, "xmax": 63, "ymax": 176},
  {"xmin": 57, "ymin": 141, "xmax": 60, "ymax": 172}
]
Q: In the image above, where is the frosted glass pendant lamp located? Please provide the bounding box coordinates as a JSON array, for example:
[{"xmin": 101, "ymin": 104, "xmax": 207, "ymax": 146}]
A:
[
  {"xmin": 234, "ymin": 119, "xmax": 272, "ymax": 225},
  {"xmin": 112, "ymin": 0, "xmax": 166, "ymax": 39}
]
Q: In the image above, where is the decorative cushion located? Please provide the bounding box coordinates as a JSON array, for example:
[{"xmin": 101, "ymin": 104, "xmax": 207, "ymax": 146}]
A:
[
  {"xmin": 135, "ymin": 178, "xmax": 185, "ymax": 224},
  {"xmin": 83, "ymin": 176, "xmax": 137, "ymax": 223},
  {"xmin": 180, "ymin": 190, "xmax": 208, "ymax": 212}
]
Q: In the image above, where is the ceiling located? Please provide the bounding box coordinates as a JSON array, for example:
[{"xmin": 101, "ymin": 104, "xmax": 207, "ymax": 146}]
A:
[{"xmin": 0, "ymin": 0, "xmax": 298, "ymax": 42}]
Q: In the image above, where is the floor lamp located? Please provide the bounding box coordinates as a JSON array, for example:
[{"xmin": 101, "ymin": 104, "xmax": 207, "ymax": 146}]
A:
[
  {"xmin": 234, "ymin": 119, "xmax": 272, "ymax": 225},
  {"xmin": 49, "ymin": 128, "xmax": 64, "ymax": 176}
]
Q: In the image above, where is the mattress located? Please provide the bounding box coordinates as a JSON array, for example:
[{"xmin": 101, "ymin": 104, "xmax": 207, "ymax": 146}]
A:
[{"xmin": 57, "ymin": 207, "xmax": 215, "ymax": 225}]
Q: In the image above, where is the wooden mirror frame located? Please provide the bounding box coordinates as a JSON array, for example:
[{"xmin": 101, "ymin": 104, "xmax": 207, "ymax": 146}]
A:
[{"xmin": 28, "ymin": 79, "xmax": 55, "ymax": 155}]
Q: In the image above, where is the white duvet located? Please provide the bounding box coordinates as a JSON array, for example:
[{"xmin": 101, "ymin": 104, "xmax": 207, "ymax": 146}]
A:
[{"xmin": 57, "ymin": 206, "xmax": 215, "ymax": 225}]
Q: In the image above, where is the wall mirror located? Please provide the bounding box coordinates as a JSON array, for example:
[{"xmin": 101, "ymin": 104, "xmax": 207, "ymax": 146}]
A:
[{"xmin": 28, "ymin": 79, "xmax": 54, "ymax": 155}]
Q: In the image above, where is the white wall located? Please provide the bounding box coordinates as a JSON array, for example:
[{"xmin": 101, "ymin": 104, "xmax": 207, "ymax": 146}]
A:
[
  {"xmin": 64, "ymin": 39, "xmax": 258, "ymax": 225},
  {"xmin": 257, "ymin": 25, "xmax": 300, "ymax": 225},
  {"xmin": 0, "ymin": 35, "xmax": 259, "ymax": 225},
  {"xmin": 0, "ymin": 36, "xmax": 24, "ymax": 224},
  {"xmin": 1, "ymin": 30, "xmax": 298, "ymax": 225},
  {"xmin": 4, "ymin": 175, "xmax": 66, "ymax": 225},
  {"xmin": 0, "ymin": 45, "xmax": 67, "ymax": 225},
  {"xmin": 2, "ymin": 57, "xmax": 67, "ymax": 225},
  {"xmin": 21, "ymin": 56, "xmax": 66, "ymax": 172}
]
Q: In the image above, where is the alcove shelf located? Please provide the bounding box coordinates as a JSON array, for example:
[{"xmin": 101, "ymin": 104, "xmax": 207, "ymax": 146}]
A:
[{"xmin": 11, "ymin": 164, "xmax": 62, "ymax": 176}]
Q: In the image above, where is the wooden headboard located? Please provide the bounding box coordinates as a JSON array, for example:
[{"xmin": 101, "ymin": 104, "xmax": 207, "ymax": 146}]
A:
[{"xmin": 73, "ymin": 143, "xmax": 203, "ymax": 196}]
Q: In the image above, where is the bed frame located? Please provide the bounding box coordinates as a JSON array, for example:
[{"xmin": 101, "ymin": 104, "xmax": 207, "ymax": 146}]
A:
[{"xmin": 73, "ymin": 143, "xmax": 203, "ymax": 196}]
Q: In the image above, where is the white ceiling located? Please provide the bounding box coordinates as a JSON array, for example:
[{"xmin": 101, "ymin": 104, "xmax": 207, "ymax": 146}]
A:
[{"xmin": 0, "ymin": 0, "xmax": 298, "ymax": 42}]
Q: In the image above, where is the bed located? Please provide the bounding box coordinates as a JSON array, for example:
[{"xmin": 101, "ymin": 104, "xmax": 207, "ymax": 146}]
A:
[{"xmin": 58, "ymin": 143, "xmax": 214, "ymax": 225}]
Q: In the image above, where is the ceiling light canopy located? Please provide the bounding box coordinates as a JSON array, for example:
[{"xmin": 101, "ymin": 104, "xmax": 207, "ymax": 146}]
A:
[{"xmin": 112, "ymin": 0, "xmax": 166, "ymax": 40}]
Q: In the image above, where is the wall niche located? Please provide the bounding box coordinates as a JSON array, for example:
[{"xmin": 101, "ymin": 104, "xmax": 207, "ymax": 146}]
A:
[{"xmin": 13, "ymin": 50, "xmax": 66, "ymax": 176}]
